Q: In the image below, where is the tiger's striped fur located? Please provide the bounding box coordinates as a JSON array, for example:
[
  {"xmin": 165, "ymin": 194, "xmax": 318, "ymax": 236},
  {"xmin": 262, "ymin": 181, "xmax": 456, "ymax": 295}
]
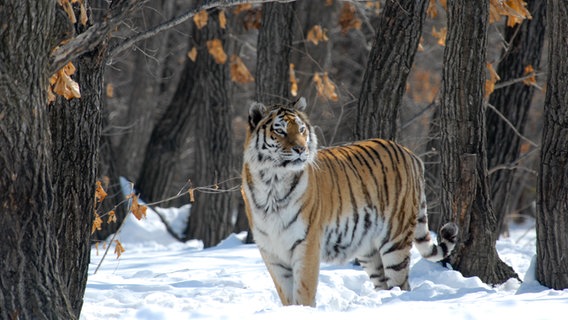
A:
[{"xmin": 241, "ymin": 98, "xmax": 458, "ymax": 307}]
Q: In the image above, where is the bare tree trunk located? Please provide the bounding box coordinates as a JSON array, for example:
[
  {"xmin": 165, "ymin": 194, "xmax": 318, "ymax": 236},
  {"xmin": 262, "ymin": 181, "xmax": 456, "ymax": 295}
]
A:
[
  {"xmin": 355, "ymin": 0, "xmax": 427, "ymax": 140},
  {"xmin": 487, "ymin": 0, "xmax": 546, "ymax": 236},
  {"xmin": 184, "ymin": 9, "xmax": 235, "ymax": 248},
  {"xmin": 0, "ymin": 2, "xmax": 77, "ymax": 319},
  {"xmin": 536, "ymin": 0, "xmax": 568, "ymax": 290},
  {"xmin": 255, "ymin": 2, "xmax": 295, "ymax": 105},
  {"xmin": 439, "ymin": 0, "xmax": 518, "ymax": 285}
]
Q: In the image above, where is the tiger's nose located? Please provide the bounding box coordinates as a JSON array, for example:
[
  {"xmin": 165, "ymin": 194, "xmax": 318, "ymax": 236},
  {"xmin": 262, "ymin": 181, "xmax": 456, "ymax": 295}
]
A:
[{"xmin": 292, "ymin": 145, "xmax": 306, "ymax": 154}]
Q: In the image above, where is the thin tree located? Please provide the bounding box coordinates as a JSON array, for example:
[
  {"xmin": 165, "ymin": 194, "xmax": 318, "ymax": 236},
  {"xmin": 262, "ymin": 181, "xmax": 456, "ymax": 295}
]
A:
[
  {"xmin": 487, "ymin": 0, "xmax": 546, "ymax": 235},
  {"xmin": 439, "ymin": 0, "xmax": 518, "ymax": 284},
  {"xmin": 536, "ymin": 0, "xmax": 568, "ymax": 290},
  {"xmin": 355, "ymin": 0, "xmax": 428, "ymax": 140}
]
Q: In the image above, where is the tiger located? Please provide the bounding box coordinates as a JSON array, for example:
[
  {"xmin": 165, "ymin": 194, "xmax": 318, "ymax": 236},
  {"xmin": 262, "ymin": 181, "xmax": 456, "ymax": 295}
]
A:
[{"xmin": 241, "ymin": 97, "xmax": 458, "ymax": 307}]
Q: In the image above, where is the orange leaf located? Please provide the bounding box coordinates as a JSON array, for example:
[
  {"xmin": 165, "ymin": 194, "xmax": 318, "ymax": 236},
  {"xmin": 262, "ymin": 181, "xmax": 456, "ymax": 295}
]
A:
[
  {"xmin": 313, "ymin": 72, "xmax": 338, "ymax": 101},
  {"xmin": 290, "ymin": 63, "xmax": 298, "ymax": 97},
  {"xmin": 485, "ymin": 62, "xmax": 501, "ymax": 97},
  {"xmin": 243, "ymin": 9, "xmax": 262, "ymax": 30},
  {"xmin": 107, "ymin": 210, "xmax": 117, "ymax": 224},
  {"xmin": 489, "ymin": 0, "xmax": 532, "ymax": 26},
  {"xmin": 95, "ymin": 180, "xmax": 107, "ymax": 203},
  {"xmin": 233, "ymin": 4, "xmax": 252, "ymax": 15},
  {"xmin": 206, "ymin": 39, "xmax": 227, "ymax": 64},
  {"xmin": 306, "ymin": 25, "xmax": 329, "ymax": 45},
  {"xmin": 114, "ymin": 240, "xmax": 125, "ymax": 259},
  {"xmin": 431, "ymin": 26, "xmax": 447, "ymax": 46},
  {"xmin": 219, "ymin": 10, "xmax": 227, "ymax": 29},
  {"xmin": 49, "ymin": 61, "xmax": 81, "ymax": 101},
  {"xmin": 338, "ymin": 3, "xmax": 362, "ymax": 34},
  {"xmin": 427, "ymin": 0, "xmax": 438, "ymax": 18},
  {"xmin": 131, "ymin": 194, "xmax": 147, "ymax": 220},
  {"xmin": 91, "ymin": 213, "xmax": 102, "ymax": 234},
  {"xmin": 230, "ymin": 55, "xmax": 254, "ymax": 83},
  {"xmin": 189, "ymin": 188, "xmax": 195, "ymax": 203},
  {"xmin": 193, "ymin": 10, "xmax": 209, "ymax": 29},
  {"xmin": 522, "ymin": 64, "xmax": 536, "ymax": 86},
  {"xmin": 106, "ymin": 83, "xmax": 114, "ymax": 98},
  {"xmin": 187, "ymin": 47, "xmax": 198, "ymax": 62}
]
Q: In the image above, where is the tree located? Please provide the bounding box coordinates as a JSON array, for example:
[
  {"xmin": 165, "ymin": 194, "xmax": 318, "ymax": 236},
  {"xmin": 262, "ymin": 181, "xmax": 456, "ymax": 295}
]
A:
[
  {"xmin": 439, "ymin": 0, "xmax": 518, "ymax": 284},
  {"xmin": 355, "ymin": 0, "xmax": 428, "ymax": 140},
  {"xmin": 536, "ymin": 0, "xmax": 568, "ymax": 290},
  {"xmin": 487, "ymin": 0, "xmax": 546, "ymax": 235}
]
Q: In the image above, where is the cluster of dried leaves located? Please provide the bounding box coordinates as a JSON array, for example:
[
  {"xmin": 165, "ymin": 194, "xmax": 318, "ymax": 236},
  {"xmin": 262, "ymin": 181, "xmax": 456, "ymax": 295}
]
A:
[{"xmin": 92, "ymin": 180, "xmax": 148, "ymax": 259}]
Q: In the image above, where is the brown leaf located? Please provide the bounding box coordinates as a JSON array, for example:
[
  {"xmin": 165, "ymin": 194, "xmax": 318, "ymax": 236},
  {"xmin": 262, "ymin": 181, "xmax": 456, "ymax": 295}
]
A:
[
  {"xmin": 219, "ymin": 10, "xmax": 227, "ymax": 29},
  {"xmin": 107, "ymin": 210, "xmax": 117, "ymax": 224},
  {"xmin": 114, "ymin": 240, "xmax": 125, "ymax": 259},
  {"xmin": 187, "ymin": 47, "xmax": 198, "ymax": 62},
  {"xmin": 193, "ymin": 10, "xmax": 209, "ymax": 29},
  {"xmin": 243, "ymin": 9, "xmax": 262, "ymax": 30},
  {"xmin": 427, "ymin": 0, "xmax": 438, "ymax": 18},
  {"xmin": 313, "ymin": 72, "xmax": 338, "ymax": 101},
  {"xmin": 92, "ymin": 213, "xmax": 102, "ymax": 234},
  {"xmin": 339, "ymin": 2, "xmax": 362, "ymax": 34},
  {"xmin": 489, "ymin": 0, "xmax": 532, "ymax": 26},
  {"xmin": 230, "ymin": 55, "xmax": 254, "ymax": 83},
  {"xmin": 206, "ymin": 39, "xmax": 227, "ymax": 64},
  {"xmin": 106, "ymin": 83, "xmax": 114, "ymax": 98},
  {"xmin": 306, "ymin": 25, "xmax": 329, "ymax": 45},
  {"xmin": 485, "ymin": 62, "xmax": 501, "ymax": 97},
  {"xmin": 95, "ymin": 180, "xmax": 107, "ymax": 203},
  {"xmin": 233, "ymin": 4, "xmax": 252, "ymax": 15},
  {"xmin": 522, "ymin": 64, "xmax": 536, "ymax": 86},
  {"xmin": 290, "ymin": 63, "xmax": 298, "ymax": 97},
  {"xmin": 131, "ymin": 194, "xmax": 147, "ymax": 220},
  {"xmin": 431, "ymin": 26, "xmax": 447, "ymax": 46},
  {"xmin": 49, "ymin": 61, "xmax": 81, "ymax": 101}
]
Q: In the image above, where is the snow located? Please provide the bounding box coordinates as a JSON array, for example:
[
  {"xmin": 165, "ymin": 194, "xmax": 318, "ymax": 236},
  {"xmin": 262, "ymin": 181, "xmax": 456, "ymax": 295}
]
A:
[{"xmin": 81, "ymin": 206, "xmax": 568, "ymax": 320}]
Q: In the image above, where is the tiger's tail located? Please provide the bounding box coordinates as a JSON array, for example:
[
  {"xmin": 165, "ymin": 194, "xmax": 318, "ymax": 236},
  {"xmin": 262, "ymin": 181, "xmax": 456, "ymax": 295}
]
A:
[{"xmin": 413, "ymin": 188, "xmax": 458, "ymax": 262}]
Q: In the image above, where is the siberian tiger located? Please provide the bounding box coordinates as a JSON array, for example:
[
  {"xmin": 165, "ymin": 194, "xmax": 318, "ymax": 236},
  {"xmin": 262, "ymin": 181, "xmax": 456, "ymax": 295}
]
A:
[{"xmin": 241, "ymin": 98, "xmax": 458, "ymax": 307}]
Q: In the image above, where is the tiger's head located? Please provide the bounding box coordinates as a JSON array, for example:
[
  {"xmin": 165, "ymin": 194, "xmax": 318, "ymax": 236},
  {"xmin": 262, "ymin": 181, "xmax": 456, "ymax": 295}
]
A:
[{"xmin": 244, "ymin": 97, "xmax": 317, "ymax": 171}]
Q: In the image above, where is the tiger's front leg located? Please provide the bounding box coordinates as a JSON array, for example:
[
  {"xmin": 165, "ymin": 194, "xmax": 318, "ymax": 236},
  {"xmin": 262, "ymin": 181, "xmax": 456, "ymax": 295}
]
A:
[
  {"xmin": 259, "ymin": 249, "xmax": 294, "ymax": 305},
  {"xmin": 289, "ymin": 232, "xmax": 321, "ymax": 307}
]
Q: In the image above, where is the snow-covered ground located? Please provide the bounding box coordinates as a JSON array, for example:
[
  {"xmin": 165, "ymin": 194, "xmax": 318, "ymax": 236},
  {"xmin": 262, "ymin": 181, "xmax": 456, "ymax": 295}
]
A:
[{"xmin": 81, "ymin": 205, "xmax": 568, "ymax": 320}]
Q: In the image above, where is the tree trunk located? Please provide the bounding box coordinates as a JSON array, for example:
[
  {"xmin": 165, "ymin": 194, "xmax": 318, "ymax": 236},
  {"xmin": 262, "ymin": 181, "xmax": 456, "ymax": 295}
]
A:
[
  {"xmin": 439, "ymin": 0, "xmax": 518, "ymax": 285},
  {"xmin": 255, "ymin": 2, "xmax": 295, "ymax": 105},
  {"xmin": 487, "ymin": 0, "xmax": 546, "ymax": 236},
  {"xmin": 355, "ymin": 0, "xmax": 427, "ymax": 140},
  {"xmin": 424, "ymin": 103, "xmax": 443, "ymax": 232},
  {"xmin": 184, "ymin": 9, "xmax": 235, "ymax": 248},
  {"xmin": 0, "ymin": 2, "xmax": 77, "ymax": 319},
  {"xmin": 536, "ymin": 0, "xmax": 568, "ymax": 290}
]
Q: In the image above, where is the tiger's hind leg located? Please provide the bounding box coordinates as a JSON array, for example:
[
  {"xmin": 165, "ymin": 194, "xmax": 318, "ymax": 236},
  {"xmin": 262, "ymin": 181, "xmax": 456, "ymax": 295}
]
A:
[
  {"xmin": 357, "ymin": 249, "xmax": 388, "ymax": 290},
  {"xmin": 378, "ymin": 232, "xmax": 413, "ymax": 291}
]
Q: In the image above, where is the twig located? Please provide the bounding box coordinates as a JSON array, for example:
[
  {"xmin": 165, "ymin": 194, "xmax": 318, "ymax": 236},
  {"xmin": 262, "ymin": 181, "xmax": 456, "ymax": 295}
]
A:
[
  {"xmin": 493, "ymin": 72, "xmax": 545, "ymax": 91},
  {"xmin": 485, "ymin": 102, "xmax": 538, "ymax": 148}
]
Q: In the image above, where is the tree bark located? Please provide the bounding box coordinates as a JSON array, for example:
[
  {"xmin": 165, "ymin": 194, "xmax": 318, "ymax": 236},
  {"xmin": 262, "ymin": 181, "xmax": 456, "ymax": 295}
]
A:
[
  {"xmin": 255, "ymin": 2, "xmax": 295, "ymax": 105},
  {"xmin": 355, "ymin": 0, "xmax": 427, "ymax": 140},
  {"xmin": 181, "ymin": 9, "xmax": 235, "ymax": 248},
  {"xmin": 439, "ymin": 0, "xmax": 518, "ymax": 285},
  {"xmin": 536, "ymin": 0, "xmax": 568, "ymax": 290},
  {"xmin": 0, "ymin": 2, "xmax": 77, "ymax": 319},
  {"xmin": 487, "ymin": 0, "xmax": 546, "ymax": 236}
]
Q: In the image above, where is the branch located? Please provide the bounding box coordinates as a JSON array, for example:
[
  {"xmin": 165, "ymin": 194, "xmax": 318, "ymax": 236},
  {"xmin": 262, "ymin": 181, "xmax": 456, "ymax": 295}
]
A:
[
  {"xmin": 485, "ymin": 102, "xmax": 538, "ymax": 148},
  {"xmin": 109, "ymin": 0, "xmax": 296, "ymax": 57},
  {"xmin": 49, "ymin": 0, "xmax": 147, "ymax": 74}
]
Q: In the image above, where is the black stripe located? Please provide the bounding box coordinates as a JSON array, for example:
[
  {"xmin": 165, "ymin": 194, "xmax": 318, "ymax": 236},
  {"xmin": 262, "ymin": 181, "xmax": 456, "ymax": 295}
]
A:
[
  {"xmin": 366, "ymin": 142, "xmax": 390, "ymax": 208},
  {"xmin": 279, "ymin": 172, "xmax": 303, "ymax": 203},
  {"xmin": 385, "ymin": 256, "xmax": 410, "ymax": 271},
  {"xmin": 283, "ymin": 207, "xmax": 302, "ymax": 230},
  {"xmin": 382, "ymin": 239, "xmax": 408, "ymax": 255},
  {"xmin": 414, "ymin": 235, "xmax": 430, "ymax": 243},
  {"xmin": 440, "ymin": 242, "xmax": 449, "ymax": 257},
  {"xmin": 290, "ymin": 238, "xmax": 305, "ymax": 252}
]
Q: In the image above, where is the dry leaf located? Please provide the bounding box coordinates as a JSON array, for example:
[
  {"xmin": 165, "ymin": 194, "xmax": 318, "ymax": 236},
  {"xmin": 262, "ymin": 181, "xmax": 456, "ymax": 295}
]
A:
[
  {"xmin": 219, "ymin": 10, "xmax": 227, "ymax": 29},
  {"xmin": 325, "ymin": 0, "xmax": 334, "ymax": 6},
  {"xmin": 92, "ymin": 213, "xmax": 102, "ymax": 234},
  {"xmin": 432, "ymin": 26, "xmax": 447, "ymax": 46},
  {"xmin": 339, "ymin": 3, "xmax": 362, "ymax": 34},
  {"xmin": 427, "ymin": 0, "xmax": 438, "ymax": 18},
  {"xmin": 187, "ymin": 47, "xmax": 198, "ymax": 62},
  {"xmin": 114, "ymin": 240, "xmax": 125, "ymax": 259},
  {"xmin": 107, "ymin": 210, "xmax": 117, "ymax": 224},
  {"xmin": 290, "ymin": 63, "xmax": 298, "ymax": 97},
  {"xmin": 189, "ymin": 188, "xmax": 195, "ymax": 203},
  {"xmin": 522, "ymin": 64, "xmax": 536, "ymax": 86},
  {"xmin": 485, "ymin": 62, "xmax": 501, "ymax": 97},
  {"xmin": 49, "ymin": 61, "xmax": 81, "ymax": 101},
  {"xmin": 230, "ymin": 55, "xmax": 254, "ymax": 83},
  {"xmin": 489, "ymin": 0, "xmax": 532, "ymax": 26},
  {"xmin": 206, "ymin": 39, "xmax": 227, "ymax": 64},
  {"xmin": 106, "ymin": 83, "xmax": 114, "ymax": 98},
  {"xmin": 233, "ymin": 4, "xmax": 252, "ymax": 15},
  {"xmin": 131, "ymin": 194, "xmax": 147, "ymax": 220},
  {"xmin": 313, "ymin": 72, "xmax": 338, "ymax": 101},
  {"xmin": 243, "ymin": 9, "xmax": 262, "ymax": 30},
  {"xmin": 193, "ymin": 10, "xmax": 209, "ymax": 29},
  {"xmin": 95, "ymin": 180, "xmax": 107, "ymax": 203},
  {"xmin": 306, "ymin": 25, "xmax": 329, "ymax": 45}
]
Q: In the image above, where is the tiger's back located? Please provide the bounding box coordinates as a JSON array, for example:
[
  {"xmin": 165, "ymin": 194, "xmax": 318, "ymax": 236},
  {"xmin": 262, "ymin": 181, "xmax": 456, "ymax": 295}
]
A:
[{"xmin": 242, "ymin": 98, "xmax": 458, "ymax": 307}]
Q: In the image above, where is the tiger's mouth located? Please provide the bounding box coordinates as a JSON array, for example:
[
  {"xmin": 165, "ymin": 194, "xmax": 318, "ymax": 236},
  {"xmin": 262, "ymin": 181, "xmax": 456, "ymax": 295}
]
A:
[{"xmin": 281, "ymin": 155, "xmax": 308, "ymax": 168}]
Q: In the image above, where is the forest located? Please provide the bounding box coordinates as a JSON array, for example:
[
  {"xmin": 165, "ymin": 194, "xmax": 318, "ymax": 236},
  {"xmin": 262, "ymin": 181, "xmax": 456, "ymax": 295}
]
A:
[{"xmin": 0, "ymin": 0, "xmax": 567, "ymax": 319}]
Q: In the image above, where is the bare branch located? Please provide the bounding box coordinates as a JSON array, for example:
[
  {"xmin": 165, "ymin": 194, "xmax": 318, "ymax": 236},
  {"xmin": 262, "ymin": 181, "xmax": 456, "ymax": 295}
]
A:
[
  {"xmin": 485, "ymin": 102, "xmax": 538, "ymax": 148},
  {"xmin": 110, "ymin": 0, "xmax": 297, "ymax": 57},
  {"xmin": 49, "ymin": 0, "xmax": 146, "ymax": 74}
]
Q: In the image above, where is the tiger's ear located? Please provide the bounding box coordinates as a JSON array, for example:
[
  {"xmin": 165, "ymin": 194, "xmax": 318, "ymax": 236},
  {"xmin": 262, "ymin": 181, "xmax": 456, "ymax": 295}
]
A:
[
  {"xmin": 293, "ymin": 97, "xmax": 307, "ymax": 112},
  {"xmin": 249, "ymin": 101, "xmax": 267, "ymax": 129}
]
